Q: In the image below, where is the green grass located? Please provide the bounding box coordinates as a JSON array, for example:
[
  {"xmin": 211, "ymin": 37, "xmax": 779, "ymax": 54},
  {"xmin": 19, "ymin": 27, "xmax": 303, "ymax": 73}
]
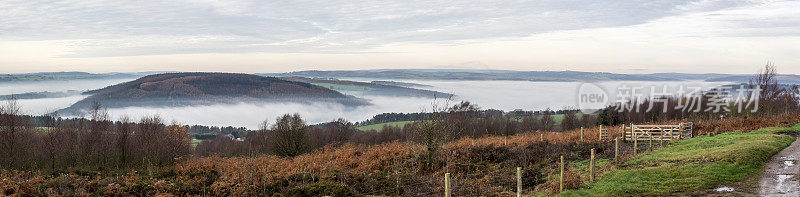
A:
[
  {"xmin": 559, "ymin": 124, "xmax": 799, "ymax": 197},
  {"xmin": 356, "ymin": 121, "xmax": 415, "ymax": 131},
  {"xmin": 191, "ymin": 139, "xmax": 203, "ymax": 147}
]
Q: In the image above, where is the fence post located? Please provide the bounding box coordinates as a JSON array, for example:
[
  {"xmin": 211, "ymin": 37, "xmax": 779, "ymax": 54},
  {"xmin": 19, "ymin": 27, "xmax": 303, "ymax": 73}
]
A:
[
  {"xmin": 580, "ymin": 127, "xmax": 584, "ymax": 142},
  {"xmin": 517, "ymin": 167, "xmax": 522, "ymax": 197},
  {"xmin": 614, "ymin": 137, "xmax": 619, "ymax": 161},
  {"xmin": 633, "ymin": 132, "xmax": 638, "ymax": 156},
  {"xmin": 504, "ymin": 136, "xmax": 508, "ymax": 146},
  {"xmin": 560, "ymin": 156, "xmax": 565, "ymax": 193},
  {"xmin": 540, "ymin": 133, "xmax": 544, "ymax": 142},
  {"xmin": 649, "ymin": 134, "xmax": 653, "ymax": 151},
  {"xmin": 445, "ymin": 173, "xmax": 451, "ymax": 197},
  {"xmin": 590, "ymin": 148, "xmax": 595, "ymax": 182},
  {"xmin": 598, "ymin": 125, "xmax": 603, "ymax": 141}
]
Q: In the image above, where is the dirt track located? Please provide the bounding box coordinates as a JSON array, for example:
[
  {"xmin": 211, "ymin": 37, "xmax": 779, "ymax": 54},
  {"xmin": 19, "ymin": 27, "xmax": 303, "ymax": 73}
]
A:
[{"xmin": 758, "ymin": 136, "xmax": 800, "ymax": 196}]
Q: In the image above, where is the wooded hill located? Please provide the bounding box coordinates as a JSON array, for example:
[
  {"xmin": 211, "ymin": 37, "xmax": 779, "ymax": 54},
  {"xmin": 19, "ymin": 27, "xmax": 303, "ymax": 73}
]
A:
[{"xmin": 62, "ymin": 73, "xmax": 366, "ymax": 113}]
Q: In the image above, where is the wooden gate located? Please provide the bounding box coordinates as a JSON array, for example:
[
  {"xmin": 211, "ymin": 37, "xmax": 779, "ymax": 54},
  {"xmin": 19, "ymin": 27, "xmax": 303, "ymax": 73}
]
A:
[{"xmin": 623, "ymin": 122, "xmax": 693, "ymax": 141}]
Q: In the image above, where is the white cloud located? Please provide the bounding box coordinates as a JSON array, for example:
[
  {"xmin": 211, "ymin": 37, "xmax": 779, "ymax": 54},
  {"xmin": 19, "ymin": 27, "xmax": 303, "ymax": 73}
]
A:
[{"xmin": 0, "ymin": 0, "xmax": 798, "ymax": 73}]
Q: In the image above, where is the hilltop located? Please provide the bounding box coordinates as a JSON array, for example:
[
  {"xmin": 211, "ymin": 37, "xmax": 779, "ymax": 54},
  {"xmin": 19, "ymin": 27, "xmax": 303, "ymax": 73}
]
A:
[{"xmin": 61, "ymin": 72, "xmax": 365, "ymax": 112}]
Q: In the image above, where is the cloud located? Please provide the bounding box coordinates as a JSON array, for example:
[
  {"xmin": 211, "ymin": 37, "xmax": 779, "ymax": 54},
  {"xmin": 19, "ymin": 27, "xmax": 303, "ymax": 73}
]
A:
[{"xmin": 0, "ymin": 0, "xmax": 760, "ymax": 57}]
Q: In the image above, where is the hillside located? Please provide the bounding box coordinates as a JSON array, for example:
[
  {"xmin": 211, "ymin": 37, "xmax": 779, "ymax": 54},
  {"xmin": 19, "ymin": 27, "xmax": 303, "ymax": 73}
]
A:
[{"xmin": 62, "ymin": 72, "xmax": 365, "ymax": 112}]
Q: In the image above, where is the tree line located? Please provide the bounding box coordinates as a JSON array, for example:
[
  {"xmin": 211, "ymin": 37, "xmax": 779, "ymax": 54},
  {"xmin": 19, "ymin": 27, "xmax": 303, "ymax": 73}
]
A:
[
  {"xmin": 0, "ymin": 101, "xmax": 192, "ymax": 174},
  {"xmin": 196, "ymin": 101, "xmax": 599, "ymax": 158},
  {"xmin": 596, "ymin": 63, "xmax": 800, "ymax": 125}
]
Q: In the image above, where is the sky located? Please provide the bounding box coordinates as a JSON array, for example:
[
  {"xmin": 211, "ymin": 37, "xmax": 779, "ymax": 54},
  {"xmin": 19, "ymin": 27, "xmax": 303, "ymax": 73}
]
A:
[{"xmin": 1, "ymin": 0, "xmax": 799, "ymax": 74}]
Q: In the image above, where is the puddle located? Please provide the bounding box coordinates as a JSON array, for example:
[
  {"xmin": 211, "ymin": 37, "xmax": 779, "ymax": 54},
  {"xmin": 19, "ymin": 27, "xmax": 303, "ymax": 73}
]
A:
[
  {"xmin": 785, "ymin": 160, "xmax": 796, "ymax": 170},
  {"xmin": 714, "ymin": 186, "xmax": 735, "ymax": 192},
  {"xmin": 777, "ymin": 174, "xmax": 794, "ymax": 184}
]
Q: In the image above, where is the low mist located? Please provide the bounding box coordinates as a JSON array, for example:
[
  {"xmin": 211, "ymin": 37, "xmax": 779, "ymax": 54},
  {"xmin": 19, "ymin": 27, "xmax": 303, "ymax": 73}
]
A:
[
  {"xmin": 0, "ymin": 78, "xmax": 136, "ymax": 95},
  {"xmin": 102, "ymin": 96, "xmax": 436, "ymax": 129},
  {"xmin": 4, "ymin": 78, "xmax": 729, "ymax": 129}
]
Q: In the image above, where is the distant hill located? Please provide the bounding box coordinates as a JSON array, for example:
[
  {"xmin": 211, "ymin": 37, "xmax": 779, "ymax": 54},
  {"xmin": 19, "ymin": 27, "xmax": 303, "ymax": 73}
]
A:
[
  {"xmin": 0, "ymin": 90, "xmax": 82, "ymax": 100},
  {"xmin": 706, "ymin": 74, "xmax": 800, "ymax": 84},
  {"xmin": 280, "ymin": 77, "xmax": 452, "ymax": 98},
  {"xmin": 266, "ymin": 69, "xmax": 681, "ymax": 82},
  {"xmin": 61, "ymin": 73, "xmax": 365, "ymax": 113},
  {"xmin": 638, "ymin": 73, "xmax": 737, "ymax": 81},
  {"xmin": 0, "ymin": 72, "xmax": 136, "ymax": 82}
]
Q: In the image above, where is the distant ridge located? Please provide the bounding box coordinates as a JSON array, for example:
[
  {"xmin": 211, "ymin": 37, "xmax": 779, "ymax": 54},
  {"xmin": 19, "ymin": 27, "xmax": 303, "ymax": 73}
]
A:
[
  {"xmin": 0, "ymin": 71, "xmax": 136, "ymax": 82},
  {"xmin": 267, "ymin": 69, "xmax": 681, "ymax": 82}
]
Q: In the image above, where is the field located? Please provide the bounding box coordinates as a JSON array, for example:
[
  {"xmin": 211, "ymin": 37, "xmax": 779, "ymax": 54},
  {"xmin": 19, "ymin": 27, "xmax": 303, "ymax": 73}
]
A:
[
  {"xmin": 559, "ymin": 123, "xmax": 800, "ymax": 196},
  {"xmin": 355, "ymin": 120, "xmax": 415, "ymax": 131}
]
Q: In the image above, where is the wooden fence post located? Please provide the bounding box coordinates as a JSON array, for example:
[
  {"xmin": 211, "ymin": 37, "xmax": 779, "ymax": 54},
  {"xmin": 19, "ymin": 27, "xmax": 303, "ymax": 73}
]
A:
[
  {"xmin": 614, "ymin": 137, "xmax": 619, "ymax": 161},
  {"xmin": 580, "ymin": 127, "xmax": 584, "ymax": 142},
  {"xmin": 560, "ymin": 156, "xmax": 565, "ymax": 193},
  {"xmin": 504, "ymin": 136, "xmax": 508, "ymax": 146},
  {"xmin": 598, "ymin": 125, "xmax": 603, "ymax": 141},
  {"xmin": 633, "ymin": 132, "xmax": 638, "ymax": 156},
  {"xmin": 517, "ymin": 167, "xmax": 522, "ymax": 197},
  {"xmin": 540, "ymin": 133, "xmax": 544, "ymax": 142},
  {"xmin": 445, "ymin": 173, "xmax": 451, "ymax": 197},
  {"xmin": 649, "ymin": 134, "xmax": 653, "ymax": 151},
  {"xmin": 590, "ymin": 148, "xmax": 595, "ymax": 182}
]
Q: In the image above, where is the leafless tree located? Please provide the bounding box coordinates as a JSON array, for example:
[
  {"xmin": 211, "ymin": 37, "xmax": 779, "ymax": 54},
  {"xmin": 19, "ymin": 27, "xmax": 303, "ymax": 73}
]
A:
[
  {"xmin": 0, "ymin": 97, "xmax": 22, "ymax": 169},
  {"xmin": 270, "ymin": 113, "xmax": 310, "ymax": 157},
  {"xmin": 116, "ymin": 116, "xmax": 133, "ymax": 169},
  {"xmin": 540, "ymin": 108, "xmax": 556, "ymax": 131},
  {"xmin": 750, "ymin": 62, "xmax": 786, "ymax": 114}
]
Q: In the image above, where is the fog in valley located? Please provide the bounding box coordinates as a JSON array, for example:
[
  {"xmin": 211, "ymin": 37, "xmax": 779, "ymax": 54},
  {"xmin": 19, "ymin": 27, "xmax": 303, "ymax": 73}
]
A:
[{"xmin": 2, "ymin": 78, "xmax": 728, "ymax": 129}]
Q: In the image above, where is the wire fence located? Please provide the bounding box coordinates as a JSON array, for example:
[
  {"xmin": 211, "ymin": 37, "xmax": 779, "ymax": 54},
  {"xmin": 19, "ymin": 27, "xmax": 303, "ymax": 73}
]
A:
[
  {"xmin": 339, "ymin": 134, "xmax": 678, "ymax": 197},
  {"xmin": 221, "ymin": 125, "xmax": 685, "ymax": 197}
]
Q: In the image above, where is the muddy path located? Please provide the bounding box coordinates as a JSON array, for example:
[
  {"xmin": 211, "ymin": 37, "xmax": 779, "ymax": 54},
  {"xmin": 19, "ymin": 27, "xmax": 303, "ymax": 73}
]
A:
[{"xmin": 758, "ymin": 135, "xmax": 800, "ymax": 196}]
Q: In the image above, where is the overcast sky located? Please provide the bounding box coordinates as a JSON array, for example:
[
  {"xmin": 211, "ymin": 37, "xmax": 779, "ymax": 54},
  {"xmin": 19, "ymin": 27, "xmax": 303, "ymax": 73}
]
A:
[{"xmin": 1, "ymin": 0, "xmax": 799, "ymax": 74}]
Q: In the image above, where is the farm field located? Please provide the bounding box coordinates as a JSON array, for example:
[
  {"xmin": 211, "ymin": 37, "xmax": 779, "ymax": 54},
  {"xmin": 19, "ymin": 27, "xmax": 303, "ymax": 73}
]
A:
[{"xmin": 355, "ymin": 120, "xmax": 415, "ymax": 131}]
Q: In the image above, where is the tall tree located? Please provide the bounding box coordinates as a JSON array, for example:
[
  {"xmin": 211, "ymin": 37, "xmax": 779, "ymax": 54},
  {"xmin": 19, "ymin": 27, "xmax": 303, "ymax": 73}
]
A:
[
  {"xmin": 540, "ymin": 108, "xmax": 556, "ymax": 131},
  {"xmin": 270, "ymin": 114, "xmax": 310, "ymax": 157}
]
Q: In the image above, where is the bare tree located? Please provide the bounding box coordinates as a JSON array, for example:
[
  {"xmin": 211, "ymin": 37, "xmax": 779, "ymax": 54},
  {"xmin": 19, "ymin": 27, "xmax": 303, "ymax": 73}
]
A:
[
  {"xmin": 116, "ymin": 116, "xmax": 132, "ymax": 169},
  {"xmin": 137, "ymin": 115, "xmax": 165, "ymax": 176},
  {"xmin": 410, "ymin": 98, "xmax": 451, "ymax": 171},
  {"xmin": 560, "ymin": 108, "xmax": 578, "ymax": 131},
  {"xmin": 750, "ymin": 62, "xmax": 783, "ymax": 114},
  {"xmin": 540, "ymin": 108, "xmax": 556, "ymax": 131},
  {"xmin": 270, "ymin": 113, "xmax": 310, "ymax": 157},
  {"xmin": 44, "ymin": 111, "xmax": 60, "ymax": 170},
  {"xmin": 0, "ymin": 97, "xmax": 22, "ymax": 169}
]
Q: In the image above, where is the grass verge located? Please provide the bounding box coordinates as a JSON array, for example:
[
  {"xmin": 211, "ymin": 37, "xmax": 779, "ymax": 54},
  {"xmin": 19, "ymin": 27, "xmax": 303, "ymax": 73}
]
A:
[{"xmin": 558, "ymin": 124, "xmax": 799, "ymax": 196}]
